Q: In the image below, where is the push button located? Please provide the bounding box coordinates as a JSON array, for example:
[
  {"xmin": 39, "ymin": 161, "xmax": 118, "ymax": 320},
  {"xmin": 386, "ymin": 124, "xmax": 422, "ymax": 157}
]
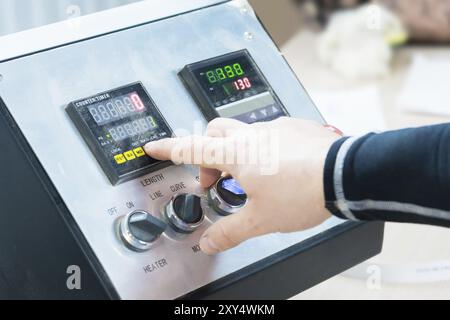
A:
[
  {"xmin": 133, "ymin": 147, "xmax": 146, "ymax": 158},
  {"xmin": 124, "ymin": 150, "xmax": 136, "ymax": 161},
  {"xmin": 208, "ymin": 177, "xmax": 248, "ymax": 216},
  {"xmin": 114, "ymin": 154, "xmax": 127, "ymax": 165},
  {"xmin": 163, "ymin": 194, "xmax": 205, "ymax": 234}
]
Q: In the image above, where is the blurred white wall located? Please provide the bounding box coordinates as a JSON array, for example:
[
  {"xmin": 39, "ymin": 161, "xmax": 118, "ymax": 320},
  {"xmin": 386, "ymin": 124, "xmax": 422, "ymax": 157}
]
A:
[{"xmin": 0, "ymin": 0, "xmax": 142, "ymax": 36}]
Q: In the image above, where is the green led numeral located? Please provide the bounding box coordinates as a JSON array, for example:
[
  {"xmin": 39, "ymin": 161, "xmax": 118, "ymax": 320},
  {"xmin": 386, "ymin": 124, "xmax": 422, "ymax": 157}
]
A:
[
  {"xmin": 206, "ymin": 71, "xmax": 217, "ymax": 83},
  {"xmin": 148, "ymin": 116, "xmax": 157, "ymax": 128},
  {"xmin": 224, "ymin": 65, "xmax": 235, "ymax": 78},
  {"xmin": 205, "ymin": 62, "xmax": 245, "ymax": 83},
  {"xmin": 216, "ymin": 68, "xmax": 226, "ymax": 80},
  {"xmin": 234, "ymin": 63, "xmax": 244, "ymax": 76}
]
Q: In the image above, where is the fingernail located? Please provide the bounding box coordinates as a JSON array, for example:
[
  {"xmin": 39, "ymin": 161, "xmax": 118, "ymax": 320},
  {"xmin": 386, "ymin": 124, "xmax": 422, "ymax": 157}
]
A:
[{"xmin": 200, "ymin": 234, "xmax": 220, "ymax": 255}]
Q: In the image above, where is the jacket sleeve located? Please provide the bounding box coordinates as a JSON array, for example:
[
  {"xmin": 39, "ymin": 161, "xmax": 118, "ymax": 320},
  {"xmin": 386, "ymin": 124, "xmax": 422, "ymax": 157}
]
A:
[{"xmin": 323, "ymin": 124, "xmax": 450, "ymax": 228}]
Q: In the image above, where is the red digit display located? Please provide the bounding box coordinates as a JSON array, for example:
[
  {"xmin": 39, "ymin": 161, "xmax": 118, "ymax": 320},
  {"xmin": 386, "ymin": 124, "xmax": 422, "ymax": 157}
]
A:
[
  {"xmin": 130, "ymin": 93, "xmax": 145, "ymax": 111},
  {"xmin": 233, "ymin": 77, "xmax": 252, "ymax": 91},
  {"xmin": 243, "ymin": 77, "xmax": 252, "ymax": 88}
]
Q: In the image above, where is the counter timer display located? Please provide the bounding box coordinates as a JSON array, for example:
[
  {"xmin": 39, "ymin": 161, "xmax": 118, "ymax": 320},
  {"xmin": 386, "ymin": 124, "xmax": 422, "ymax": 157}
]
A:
[{"xmin": 66, "ymin": 82, "xmax": 173, "ymax": 185}]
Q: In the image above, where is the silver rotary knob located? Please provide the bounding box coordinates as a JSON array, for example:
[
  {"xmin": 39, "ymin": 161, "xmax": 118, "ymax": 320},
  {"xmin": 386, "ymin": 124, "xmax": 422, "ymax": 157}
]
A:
[
  {"xmin": 207, "ymin": 177, "xmax": 248, "ymax": 216},
  {"xmin": 163, "ymin": 194, "xmax": 205, "ymax": 234},
  {"xmin": 120, "ymin": 211, "xmax": 167, "ymax": 252}
]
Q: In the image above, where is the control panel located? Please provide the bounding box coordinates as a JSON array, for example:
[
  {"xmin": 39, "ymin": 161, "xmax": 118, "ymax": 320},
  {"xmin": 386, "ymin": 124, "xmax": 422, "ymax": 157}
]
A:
[
  {"xmin": 66, "ymin": 57, "xmax": 257, "ymax": 251},
  {"xmin": 0, "ymin": 0, "xmax": 347, "ymax": 300}
]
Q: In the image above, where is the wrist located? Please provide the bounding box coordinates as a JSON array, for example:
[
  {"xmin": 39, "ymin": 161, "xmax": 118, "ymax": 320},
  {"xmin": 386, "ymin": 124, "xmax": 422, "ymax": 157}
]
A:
[{"xmin": 323, "ymin": 137, "xmax": 351, "ymax": 220}]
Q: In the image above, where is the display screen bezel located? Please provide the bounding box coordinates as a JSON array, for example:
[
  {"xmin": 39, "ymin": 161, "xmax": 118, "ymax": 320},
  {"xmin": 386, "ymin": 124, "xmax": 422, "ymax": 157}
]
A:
[
  {"xmin": 191, "ymin": 53, "xmax": 269, "ymax": 108},
  {"xmin": 179, "ymin": 49, "xmax": 289, "ymax": 122},
  {"xmin": 66, "ymin": 82, "xmax": 173, "ymax": 185}
]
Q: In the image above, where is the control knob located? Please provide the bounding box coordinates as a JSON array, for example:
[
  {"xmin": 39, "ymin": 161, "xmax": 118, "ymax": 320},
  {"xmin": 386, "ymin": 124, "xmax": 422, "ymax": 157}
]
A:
[
  {"xmin": 120, "ymin": 211, "xmax": 167, "ymax": 252},
  {"xmin": 207, "ymin": 177, "xmax": 248, "ymax": 216},
  {"xmin": 163, "ymin": 194, "xmax": 205, "ymax": 234}
]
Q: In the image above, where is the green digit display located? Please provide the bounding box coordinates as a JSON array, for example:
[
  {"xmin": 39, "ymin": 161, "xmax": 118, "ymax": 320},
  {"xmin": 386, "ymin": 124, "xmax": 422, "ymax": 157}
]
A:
[
  {"xmin": 216, "ymin": 68, "xmax": 226, "ymax": 80},
  {"xmin": 224, "ymin": 65, "xmax": 235, "ymax": 78},
  {"xmin": 205, "ymin": 62, "xmax": 246, "ymax": 84},
  {"xmin": 206, "ymin": 71, "xmax": 217, "ymax": 83},
  {"xmin": 234, "ymin": 63, "xmax": 244, "ymax": 76}
]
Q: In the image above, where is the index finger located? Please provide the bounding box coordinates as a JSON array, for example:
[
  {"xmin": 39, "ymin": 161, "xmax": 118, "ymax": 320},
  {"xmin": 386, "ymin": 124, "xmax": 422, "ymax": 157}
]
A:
[{"xmin": 144, "ymin": 135, "xmax": 238, "ymax": 174}]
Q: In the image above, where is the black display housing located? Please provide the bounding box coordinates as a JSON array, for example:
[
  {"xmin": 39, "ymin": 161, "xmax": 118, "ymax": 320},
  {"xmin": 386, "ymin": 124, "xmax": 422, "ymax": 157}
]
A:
[
  {"xmin": 66, "ymin": 82, "xmax": 173, "ymax": 185},
  {"xmin": 179, "ymin": 49, "xmax": 289, "ymax": 123}
]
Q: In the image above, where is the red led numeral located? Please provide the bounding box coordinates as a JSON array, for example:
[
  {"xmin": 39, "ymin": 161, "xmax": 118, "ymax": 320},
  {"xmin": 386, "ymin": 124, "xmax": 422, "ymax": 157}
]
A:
[
  {"xmin": 243, "ymin": 77, "xmax": 252, "ymax": 88},
  {"xmin": 233, "ymin": 77, "xmax": 252, "ymax": 91},
  {"xmin": 130, "ymin": 93, "xmax": 145, "ymax": 111}
]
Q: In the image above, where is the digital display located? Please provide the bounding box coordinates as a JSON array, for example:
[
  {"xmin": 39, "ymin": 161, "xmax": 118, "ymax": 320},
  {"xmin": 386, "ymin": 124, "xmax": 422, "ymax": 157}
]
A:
[
  {"xmin": 67, "ymin": 82, "xmax": 173, "ymax": 185},
  {"xmin": 179, "ymin": 50, "xmax": 289, "ymax": 124},
  {"xmin": 194, "ymin": 55, "xmax": 268, "ymax": 108},
  {"xmin": 87, "ymin": 92, "xmax": 146, "ymax": 126},
  {"xmin": 108, "ymin": 116, "xmax": 158, "ymax": 142}
]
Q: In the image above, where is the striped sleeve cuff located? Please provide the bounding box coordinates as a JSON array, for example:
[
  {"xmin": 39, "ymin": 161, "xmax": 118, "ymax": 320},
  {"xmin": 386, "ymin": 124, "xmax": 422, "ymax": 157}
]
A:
[
  {"xmin": 324, "ymin": 136, "xmax": 364, "ymax": 221},
  {"xmin": 324, "ymin": 128, "xmax": 450, "ymax": 228},
  {"xmin": 324, "ymin": 137, "xmax": 350, "ymax": 220}
]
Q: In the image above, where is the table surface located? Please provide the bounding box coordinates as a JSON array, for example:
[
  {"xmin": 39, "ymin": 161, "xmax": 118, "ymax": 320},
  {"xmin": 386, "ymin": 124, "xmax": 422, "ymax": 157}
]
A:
[{"xmin": 282, "ymin": 31, "xmax": 450, "ymax": 300}]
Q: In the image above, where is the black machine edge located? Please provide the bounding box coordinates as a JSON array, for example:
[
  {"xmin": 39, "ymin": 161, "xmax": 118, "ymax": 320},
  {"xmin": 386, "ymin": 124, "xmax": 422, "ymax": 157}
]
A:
[
  {"xmin": 0, "ymin": 96, "xmax": 117, "ymax": 299},
  {"xmin": 184, "ymin": 220, "xmax": 384, "ymax": 300}
]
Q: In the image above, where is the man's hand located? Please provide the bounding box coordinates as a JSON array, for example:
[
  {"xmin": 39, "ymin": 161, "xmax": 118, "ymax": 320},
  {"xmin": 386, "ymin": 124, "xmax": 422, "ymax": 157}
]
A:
[{"xmin": 145, "ymin": 117, "xmax": 340, "ymax": 255}]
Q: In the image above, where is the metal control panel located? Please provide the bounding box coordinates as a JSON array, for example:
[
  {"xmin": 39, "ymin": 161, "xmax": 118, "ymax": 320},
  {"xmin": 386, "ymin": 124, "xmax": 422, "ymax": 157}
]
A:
[{"xmin": 0, "ymin": 0, "xmax": 358, "ymax": 299}]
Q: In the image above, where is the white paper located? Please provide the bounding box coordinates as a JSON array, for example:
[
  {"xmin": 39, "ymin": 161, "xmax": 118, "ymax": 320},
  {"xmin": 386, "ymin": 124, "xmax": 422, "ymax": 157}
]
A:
[
  {"xmin": 398, "ymin": 54, "xmax": 450, "ymax": 116},
  {"xmin": 310, "ymin": 86, "xmax": 386, "ymax": 136}
]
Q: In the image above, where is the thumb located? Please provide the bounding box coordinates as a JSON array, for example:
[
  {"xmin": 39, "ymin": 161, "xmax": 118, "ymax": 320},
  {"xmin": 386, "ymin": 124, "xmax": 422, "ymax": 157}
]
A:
[{"xmin": 199, "ymin": 207, "xmax": 263, "ymax": 255}]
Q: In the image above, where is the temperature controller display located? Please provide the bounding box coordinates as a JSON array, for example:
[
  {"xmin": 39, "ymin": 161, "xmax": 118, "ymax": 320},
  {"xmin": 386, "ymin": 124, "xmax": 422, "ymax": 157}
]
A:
[
  {"xmin": 179, "ymin": 49, "xmax": 289, "ymax": 123},
  {"xmin": 66, "ymin": 82, "xmax": 173, "ymax": 185}
]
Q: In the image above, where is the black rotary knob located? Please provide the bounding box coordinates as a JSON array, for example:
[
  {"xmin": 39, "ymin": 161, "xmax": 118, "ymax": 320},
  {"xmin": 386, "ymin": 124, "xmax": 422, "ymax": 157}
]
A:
[
  {"xmin": 208, "ymin": 177, "xmax": 248, "ymax": 216},
  {"xmin": 173, "ymin": 194, "xmax": 203, "ymax": 224},
  {"xmin": 217, "ymin": 178, "xmax": 248, "ymax": 207},
  {"xmin": 164, "ymin": 194, "xmax": 205, "ymax": 234},
  {"xmin": 120, "ymin": 211, "xmax": 167, "ymax": 252}
]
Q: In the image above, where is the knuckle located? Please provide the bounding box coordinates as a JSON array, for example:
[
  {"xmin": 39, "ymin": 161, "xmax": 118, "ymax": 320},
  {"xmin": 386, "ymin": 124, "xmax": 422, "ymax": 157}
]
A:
[
  {"xmin": 215, "ymin": 223, "xmax": 239, "ymax": 250},
  {"xmin": 207, "ymin": 118, "xmax": 226, "ymax": 137},
  {"xmin": 272, "ymin": 116, "xmax": 290, "ymax": 125},
  {"xmin": 299, "ymin": 119, "xmax": 320, "ymax": 127},
  {"xmin": 277, "ymin": 116, "xmax": 291, "ymax": 122},
  {"xmin": 244, "ymin": 213, "xmax": 265, "ymax": 235},
  {"xmin": 207, "ymin": 118, "xmax": 224, "ymax": 128},
  {"xmin": 156, "ymin": 138, "xmax": 172, "ymax": 155}
]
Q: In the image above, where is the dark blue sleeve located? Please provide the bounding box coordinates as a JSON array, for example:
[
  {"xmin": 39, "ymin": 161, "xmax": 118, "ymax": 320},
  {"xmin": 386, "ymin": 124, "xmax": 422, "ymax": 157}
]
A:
[{"xmin": 324, "ymin": 124, "xmax": 450, "ymax": 228}]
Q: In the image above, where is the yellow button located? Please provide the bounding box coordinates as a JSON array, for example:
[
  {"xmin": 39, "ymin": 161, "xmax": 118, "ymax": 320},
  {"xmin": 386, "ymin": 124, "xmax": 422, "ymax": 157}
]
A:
[
  {"xmin": 124, "ymin": 150, "xmax": 136, "ymax": 161},
  {"xmin": 114, "ymin": 154, "xmax": 127, "ymax": 165},
  {"xmin": 133, "ymin": 147, "xmax": 146, "ymax": 158}
]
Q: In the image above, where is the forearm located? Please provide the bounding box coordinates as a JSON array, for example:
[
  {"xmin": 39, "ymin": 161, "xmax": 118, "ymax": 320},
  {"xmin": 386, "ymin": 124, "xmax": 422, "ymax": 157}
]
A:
[{"xmin": 324, "ymin": 124, "xmax": 450, "ymax": 228}]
